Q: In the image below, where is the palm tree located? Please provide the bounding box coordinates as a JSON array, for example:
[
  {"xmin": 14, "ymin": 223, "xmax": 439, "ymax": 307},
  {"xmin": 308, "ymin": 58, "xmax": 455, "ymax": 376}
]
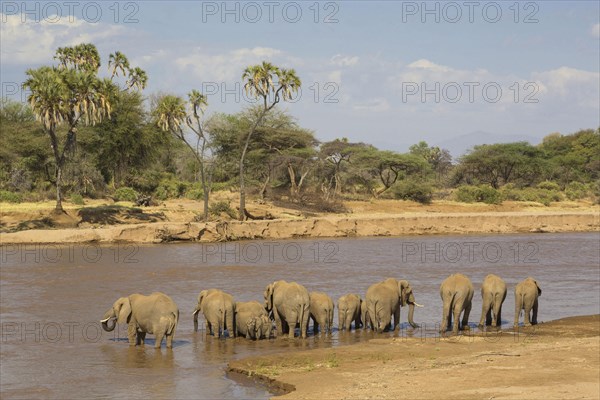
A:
[
  {"xmin": 238, "ymin": 61, "xmax": 301, "ymax": 220},
  {"xmin": 23, "ymin": 44, "xmax": 113, "ymax": 212},
  {"xmin": 126, "ymin": 67, "xmax": 148, "ymax": 91},
  {"xmin": 108, "ymin": 51, "xmax": 130, "ymax": 79}
]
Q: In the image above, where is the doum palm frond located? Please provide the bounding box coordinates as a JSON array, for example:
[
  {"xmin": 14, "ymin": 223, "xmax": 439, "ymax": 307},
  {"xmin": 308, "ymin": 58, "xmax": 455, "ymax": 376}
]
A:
[
  {"xmin": 153, "ymin": 95, "xmax": 187, "ymax": 134},
  {"xmin": 126, "ymin": 67, "xmax": 148, "ymax": 91},
  {"xmin": 188, "ymin": 89, "xmax": 208, "ymax": 118},
  {"xmin": 108, "ymin": 51, "xmax": 130, "ymax": 79},
  {"xmin": 242, "ymin": 61, "xmax": 280, "ymax": 100}
]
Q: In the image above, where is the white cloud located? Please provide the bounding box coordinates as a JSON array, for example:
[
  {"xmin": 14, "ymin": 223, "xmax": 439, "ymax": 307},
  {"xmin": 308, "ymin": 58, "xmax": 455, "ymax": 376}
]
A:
[
  {"xmin": 0, "ymin": 13, "xmax": 125, "ymax": 65},
  {"xmin": 591, "ymin": 23, "xmax": 600, "ymax": 38},
  {"xmin": 174, "ymin": 47, "xmax": 285, "ymax": 82},
  {"xmin": 533, "ymin": 66, "xmax": 599, "ymax": 108},
  {"xmin": 327, "ymin": 70, "xmax": 342, "ymax": 84},
  {"xmin": 353, "ymin": 98, "xmax": 390, "ymax": 112},
  {"xmin": 330, "ymin": 54, "xmax": 359, "ymax": 67}
]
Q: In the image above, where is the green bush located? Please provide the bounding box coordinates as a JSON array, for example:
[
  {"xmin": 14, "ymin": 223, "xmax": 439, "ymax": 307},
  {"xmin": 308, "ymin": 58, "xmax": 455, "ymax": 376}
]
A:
[
  {"xmin": 565, "ymin": 181, "xmax": 588, "ymax": 200},
  {"xmin": 392, "ymin": 180, "xmax": 434, "ymax": 204},
  {"xmin": 185, "ymin": 183, "xmax": 204, "ymax": 200},
  {"xmin": 501, "ymin": 187, "xmax": 562, "ymax": 206},
  {"xmin": 154, "ymin": 178, "xmax": 188, "ymax": 200},
  {"xmin": 209, "ymin": 200, "xmax": 237, "ymax": 218},
  {"xmin": 212, "ymin": 181, "xmax": 235, "ymax": 192},
  {"xmin": 0, "ymin": 190, "xmax": 22, "ymax": 203},
  {"xmin": 114, "ymin": 187, "xmax": 138, "ymax": 202},
  {"xmin": 455, "ymin": 185, "xmax": 502, "ymax": 205},
  {"xmin": 537, "ymin": 181, "xmax": 561, "ymax": 191},
  {"xmin": 70, "ymin": 193, "xmax": 85, "ymax": 205}
]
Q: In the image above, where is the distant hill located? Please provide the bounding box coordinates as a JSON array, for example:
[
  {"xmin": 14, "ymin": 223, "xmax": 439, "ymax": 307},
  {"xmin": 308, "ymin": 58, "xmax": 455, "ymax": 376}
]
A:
[{"xmin": 434, "ymin": 131, "xmax": 544, "ymax": 159}]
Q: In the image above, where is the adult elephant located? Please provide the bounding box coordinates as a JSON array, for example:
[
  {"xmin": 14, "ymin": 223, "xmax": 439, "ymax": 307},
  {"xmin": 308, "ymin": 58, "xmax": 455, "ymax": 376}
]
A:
[
  {"xmin": 337, "ymin": 293, "xmax": 362, "ymax": 331},
  {"xmin": 365, "ymin": 278, "xmax": 421, "ymax": 333},
  {"xmin": 309, "ymin": 292, "xmax": 334, "ymax": 335},
  {"xmin": 440, "ymin": 273, "xmax": 474, "ymax": 335},
  {"xmin": 264, "ymin": 280, "xmax": 310, "ymax": 339},
  {"xmin": 514, "ymin": 277, "xmax": 541, "ymax": 327},
  {"xmin": 235, "ymin": 301, "xmax": 272, "ymax": 340},
  {"xmin": 100, "ymin": 292, "xmax": 179, "ymax": 349},
  {"xmin": 478, "ymin": 274, "xmax": 507, "ymax": 329},
  {"xmin": 192, "ymin": 289, "xmax": 236, "ymax": 338}
]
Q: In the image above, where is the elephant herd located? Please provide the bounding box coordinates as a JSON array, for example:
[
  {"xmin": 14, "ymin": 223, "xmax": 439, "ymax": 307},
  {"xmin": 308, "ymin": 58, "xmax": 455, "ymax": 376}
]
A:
[{"xmin": 99, "ymin": 275, "xmax": 541, "ymax": 348}]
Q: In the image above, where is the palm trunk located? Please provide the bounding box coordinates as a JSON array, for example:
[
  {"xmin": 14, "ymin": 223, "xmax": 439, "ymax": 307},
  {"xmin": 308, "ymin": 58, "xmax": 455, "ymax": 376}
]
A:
[{"xmin": 48, "ymin": 127, "xmax": 64, "ymax": 212}]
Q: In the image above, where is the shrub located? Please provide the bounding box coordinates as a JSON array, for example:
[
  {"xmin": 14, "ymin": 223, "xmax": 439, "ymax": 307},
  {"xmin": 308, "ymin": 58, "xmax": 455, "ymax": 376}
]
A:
[
  {"xmin": 565, "ymin": 181, "xmax": 588, "ymax": 200},
  {"xmin": 0, "ymin": 190, "xmax": 22, "ymax": 203},
  {"xmin": 70, "ymin": 193, "xmax": 85, "ymax": 205},
  {"xmin": 212, "ymin": 181, "xmax": 235, "ymax": 192},
  {"xmin": 185, "ymin": 183, "xmax": 204, "ymax": 200},
  {"xmin": 392, "ymin": 180, "xmax": 433, "ymax": 204},
  {"xmin": 209, "ymin": 200, "xmax": 237, "ymax": 218},
  {"xmin": 502, "ymin": 187, "xmax": 561, "ymax": 206},
  {"xmin": 154, "ymin": 178, "xmax": 188, "ymax": 200},
  {"xmin": 455, "ymin": 185, "xmax": 502, "ymax": 205},
  {"xmin": 537, "ymin": 181, "xmax": 560, "ymax": 191},
  {"xmin": 114, "ymin": 187, "xmax": 138, "ymax": 202}
]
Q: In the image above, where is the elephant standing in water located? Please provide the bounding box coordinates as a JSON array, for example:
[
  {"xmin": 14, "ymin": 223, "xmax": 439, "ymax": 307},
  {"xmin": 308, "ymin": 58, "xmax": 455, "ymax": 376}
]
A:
[
  {"xmin": 235, "ymin": 301, "xmax": 272, "ymax": 340},
  {"xmin": 100, "ymin": 292, "xmax": 179, "ymax": 349},
  {"xmin": 478, "ymin": 274, "xmax": 507, "ymax": 329},
  {"xmin": 264, "ymin": 280, "xmax": 310, "ymax": 339},
  {"xmin": 440, "ymin": 273, "xmax": 474, "ymax": 335},
  {"xmin": 193, "ymin": 289, "xmax": 236, "ymax": 338},
  {"xmin": 309, "ymin": 292, "xmax": 334, "ymax": 334},
  {"xmin": 514, "ymin": 277, "xmax": 542, "ymax": 327},
  {"xmin": 365, "ymin": 278, "xmax": 421, "ymax": 333},
  {"xmin": 337, "ymin": 294, "xmax": 362, "ymax": 331}
]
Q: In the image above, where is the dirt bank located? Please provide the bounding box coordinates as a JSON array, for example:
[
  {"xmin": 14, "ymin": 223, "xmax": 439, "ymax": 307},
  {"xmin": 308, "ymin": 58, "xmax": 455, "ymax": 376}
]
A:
[
  {"xmin": 230, "ymin": 315, "xmax": 600, "ymax": 400},
  {"xmin": 0, "ymin": 210, "xmax": 598, "ymax": 244},
  {"xmin": 1, "ymin": 198, "xmax": 598, "ymax": 244}
]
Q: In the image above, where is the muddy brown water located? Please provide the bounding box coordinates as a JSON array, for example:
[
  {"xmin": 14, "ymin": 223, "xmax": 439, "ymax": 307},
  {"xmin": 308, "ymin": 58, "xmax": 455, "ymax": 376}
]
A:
[{"xmin": 1, "ymin": 232, "xmax": 599, "ymax": 399}]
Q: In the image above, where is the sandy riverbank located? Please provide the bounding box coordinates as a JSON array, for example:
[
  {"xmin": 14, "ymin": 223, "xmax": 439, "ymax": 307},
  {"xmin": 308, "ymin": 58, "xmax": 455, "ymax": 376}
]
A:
[
  {"xmin": 229, "ymin": 315, "xmax": 600, "ymax": 399},
  {"xmin": 1, "ymin": 198, "xmax": 598, "ymax": 244}
]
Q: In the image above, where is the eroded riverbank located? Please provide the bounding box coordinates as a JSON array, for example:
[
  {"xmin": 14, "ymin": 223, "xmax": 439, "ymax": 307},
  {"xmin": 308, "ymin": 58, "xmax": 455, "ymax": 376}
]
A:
[{"xmin": 230, "ymin": 315, "xmax": 600, "ymax": 399}]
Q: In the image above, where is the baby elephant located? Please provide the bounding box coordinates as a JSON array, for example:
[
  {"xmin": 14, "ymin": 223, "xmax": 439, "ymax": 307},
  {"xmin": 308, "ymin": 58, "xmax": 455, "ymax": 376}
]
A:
[
  {"xmin": 478, "ymin": 274, "xmax": 507, "ymax": 329},
  {"xmin": 440, "ymin": 273, "xmax": 474, "ymax": 335},
  {"xmin": 514, "ymin": 277, "xmax": 542, "ymax": 327},
  {"xmin": 309, "ymin": 292, "xmax": 334, "ymax": 334},
  {"xmin": 235, "ymin": 301, "xmax": 272, "ymax": 340},
  {"xmin": 192, "ymin": 289, "xmax": 236, "ymax": 338},
  {"xmin": 337, "ymin": 294, "xmax": 362, "ymax": 331}
]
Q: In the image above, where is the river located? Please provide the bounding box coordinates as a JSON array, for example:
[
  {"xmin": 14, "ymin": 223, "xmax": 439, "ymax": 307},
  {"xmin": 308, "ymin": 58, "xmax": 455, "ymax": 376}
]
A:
[{"xmin": 1, "ymin": 232, "xmax": 599, "ymax": 399}]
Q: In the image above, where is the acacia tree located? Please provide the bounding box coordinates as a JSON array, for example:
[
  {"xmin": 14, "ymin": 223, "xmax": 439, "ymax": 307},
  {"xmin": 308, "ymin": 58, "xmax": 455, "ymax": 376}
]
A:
[
  {"xmin": 153, "ymin": 91, "xmax": 213, "ymax": 220},
  {"xmin": 23, "ymin": 44, "xmax": 116, "ymax": 212},
  {"xmin": 239, "ymin": 61, "xmax": 301, "ymax": 220}
]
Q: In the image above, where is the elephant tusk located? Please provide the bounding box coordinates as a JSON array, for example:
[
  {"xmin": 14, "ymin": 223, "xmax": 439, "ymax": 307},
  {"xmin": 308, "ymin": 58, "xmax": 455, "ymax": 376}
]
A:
[
  {"xmin": 100, "ymin": 317, "xmax": 112, "ymax": 323},
  {"xmin": 413, "ymin": 302, "xmax": 425, "ymax": 308},
  {"xmin": 192, "ymin": 309, "xmax": 199, "ymax": 316}
]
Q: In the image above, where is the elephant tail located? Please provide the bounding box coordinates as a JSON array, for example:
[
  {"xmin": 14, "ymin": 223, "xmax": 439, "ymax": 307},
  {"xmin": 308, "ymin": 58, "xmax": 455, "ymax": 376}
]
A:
[{"xmin": 167, "ymin": 311, "xmax": 178, "ymax": 335}]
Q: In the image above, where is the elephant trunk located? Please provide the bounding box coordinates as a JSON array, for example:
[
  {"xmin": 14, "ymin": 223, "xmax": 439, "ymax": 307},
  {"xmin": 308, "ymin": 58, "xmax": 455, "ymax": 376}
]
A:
[
  {"xmin": 100, "ymin": 309, "xmax": 116, "ymax": 332},
  {"xmin": 407, "ymin": 303, "xmax": 417, "ymax": 329}
]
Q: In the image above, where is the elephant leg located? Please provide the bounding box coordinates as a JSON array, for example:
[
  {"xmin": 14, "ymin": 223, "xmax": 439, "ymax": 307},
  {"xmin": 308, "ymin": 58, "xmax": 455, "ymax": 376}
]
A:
[
  {"xmin": 441, "ymin": 301, "xmax": 451, "ymax": 333},
  {"xmin": 274, "ymin": 309, "xmax": 283, "ymax": 336},
  {"xmin": 301, "ymin": 306, "xmax": 310, "ymax": 339},
  {"xmin": 393, "ymin": 306, "xmax": 400, "ymax": 331},
  {"xmin": 461, "ymin": 301, "xmax": 472, "ymax": 331},
  {"xmin": 137, "ymin": 331, "xmax": 146, "ymax": 346},
  {"xmin": 532, "ymin": 299, "xmax": 538, "ymax": 325},
  {"xmin": 346, "ymin": 315, "xmax": 354, "ymax": 332},
  {"xmin": 478, "ymin": 301, "xmax": 489, "ymax": 328},
  {"xmin": 496, "ymin": 306, "xmax": 502, "ymax": 328},
  {"xmin": 452, "ymin": 306, "xmax": 461, "ymax": 335},
  {"xmin": 338, "ymin": 313, "xmax": 345, "ymax": 331},
  {"xmin": 311, "ymin": 315, "xmax": 318, "ymax": 334},
  {"xmin": 226, "ymin": 311, "xmax": 235, "ymax": 338},
  {"xmin": 166, "ymin": 333, "xmax": 173, "ymax": 349},
  {"xmin": 154, "ymin": 332, "xmax": 164, "ymax": 349},
  {"xmin": 287, "ymin": 312, "xmax": 298, "ymax": 339},
  {"xmin": 514, "ymin": 298, "xmax": 522, "ymax": 327},
  {"xmin": 127, "ymin": 324, "xmax": 137, "ymax": 346},
  {"xmin": 523, "ymin": 303, "xmax": 532, "ymax": 326},
  {"xmin": 486, "ymin": 309, "xmax": 493, "ymax": 326},
  {"xmin": 205, "ymin": 321, "xmax": 212, "ymax": 336}
]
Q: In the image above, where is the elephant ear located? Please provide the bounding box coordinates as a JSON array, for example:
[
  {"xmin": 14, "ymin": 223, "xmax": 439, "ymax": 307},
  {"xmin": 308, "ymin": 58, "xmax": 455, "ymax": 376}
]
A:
[
  {"xmin": 197, "ymin": 290, "xmax": 208, "ymax": 308},
  {"xmin": 115, "ymin": 297, "xmax": 132, "ymax": 324},
  {"xmin": 264, "ymin": 283, "xmax": 274, "ymax": 311},
  {"xmin": 535, "ymin": 281, "xmax": 542, "ymax": 296}
]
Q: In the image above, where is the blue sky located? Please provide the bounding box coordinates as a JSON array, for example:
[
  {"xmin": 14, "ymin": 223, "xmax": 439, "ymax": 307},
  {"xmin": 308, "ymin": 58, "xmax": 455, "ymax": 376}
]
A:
[{"xmin": 1, "ymin": 1, "xmax": 599, "ymax": 156}]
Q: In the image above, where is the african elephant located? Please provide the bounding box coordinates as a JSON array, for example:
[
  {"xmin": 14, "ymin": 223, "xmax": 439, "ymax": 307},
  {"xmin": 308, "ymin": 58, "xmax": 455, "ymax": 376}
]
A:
[
  {"xmin": 337, "ymin": 293, "xmax": 362, "ymax": 331},
  {"xmin": 365, "ymin": 278, "xmax": 421, "ymax": 333},
  {"xmin": 514, "ymin": 277, "xmax": 541, "ymax": 327},
  {"xmin": 309, "ymin": 292, "xmax": 334, "ymax": 334},
  {"xmin": 361, "ymin": 300, "xmax": 370, "ymax": 330},
  {"xmin": 478, "ymin": 274, "xmax": 507, "ymax": 328},
  {"xmin": 440, "ymin": 273, "xmax": 474, "ymax": 334},
  {"xmin": 192, "ymin": 289, "xmax": 236, "ymax": 338},
  {"xmin": 100, "ymin": 292, "xmax": 179, "ymax": 349},
  {"xmin": 264, "ymin": 280, "xmax": 310, "ymax": 339},
  {"xmin": 235, "ymin": 301, "xmax": 272, "ymax": 340}
]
